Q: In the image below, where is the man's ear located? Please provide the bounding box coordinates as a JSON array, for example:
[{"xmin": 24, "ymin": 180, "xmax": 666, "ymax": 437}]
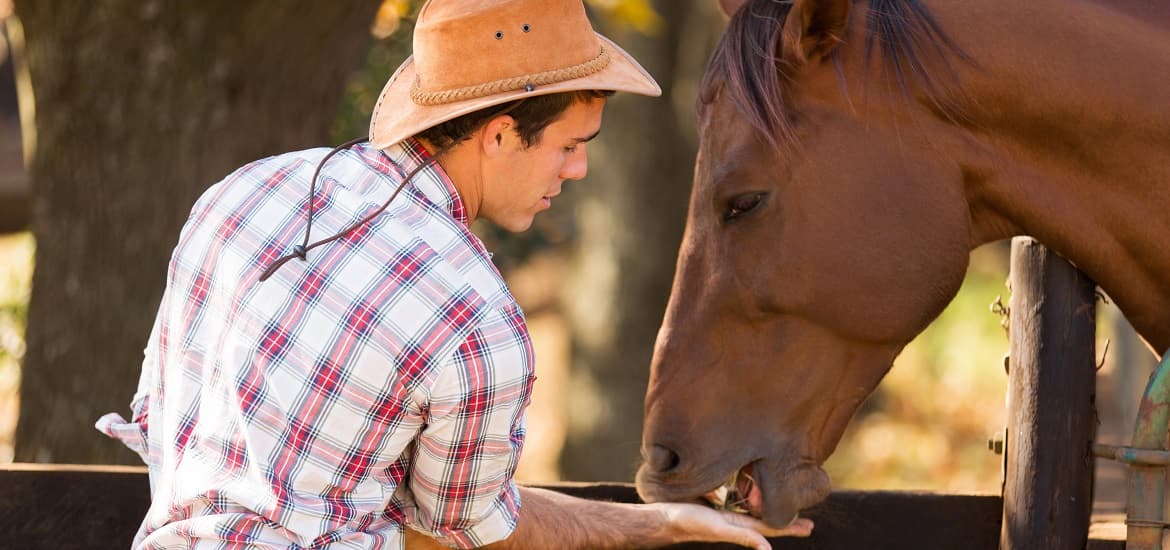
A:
[
  {"xmin": 480, "ymin": 114, "xmax": 516, "ymax": 155},
  {"xmin": 781, "ymin": 0, "xmax": 851, "ymax": 67},
  {"xmin": 718, "ymin": 0, "xmax": 749, "ymax": 18}
]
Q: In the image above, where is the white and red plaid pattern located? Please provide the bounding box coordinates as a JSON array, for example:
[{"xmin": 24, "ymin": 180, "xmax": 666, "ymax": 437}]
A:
[{"xmin": 97, "ymin": 139, "xmax": 535, "ymax": 549}]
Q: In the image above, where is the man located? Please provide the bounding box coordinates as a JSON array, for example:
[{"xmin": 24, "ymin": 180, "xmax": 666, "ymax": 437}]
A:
[{"xmin": 97, "ymin": 0, "xmax": 813, "ymax": 548}]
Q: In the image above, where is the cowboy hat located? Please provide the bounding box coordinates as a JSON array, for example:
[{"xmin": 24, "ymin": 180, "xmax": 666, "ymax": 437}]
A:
[{"xmin": 368, "ymin": 0, "xmax": 662, "ymax": 149}]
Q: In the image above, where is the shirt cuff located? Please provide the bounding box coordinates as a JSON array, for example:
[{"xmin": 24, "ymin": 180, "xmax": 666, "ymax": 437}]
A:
[
  {"xmin": 411, "ymin": 483, "xmax": 521, "ymax": 549},
  {"xmin": 94, "ymin": 412, "xmax": 149, "ymax": 462}
]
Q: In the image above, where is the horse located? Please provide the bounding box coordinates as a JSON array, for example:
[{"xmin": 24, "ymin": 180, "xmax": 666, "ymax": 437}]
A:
[{"xmin": 634, "ymin": 0, "xmax": 1170, "ymax": 529}]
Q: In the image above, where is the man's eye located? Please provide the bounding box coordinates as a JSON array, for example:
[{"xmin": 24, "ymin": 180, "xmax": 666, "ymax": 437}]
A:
[
  {"xmin": 723, "ymin": 192, "xmax": 768, "ymax": 222},
  {"xmin": 564, "ymin": 145, "xmax": 579, "ymax": 153}
]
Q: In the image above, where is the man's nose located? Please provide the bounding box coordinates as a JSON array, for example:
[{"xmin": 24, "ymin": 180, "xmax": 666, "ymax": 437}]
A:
[{"xmin": 560, "ymin": 146, "xmax": 588, "ymax": 181}]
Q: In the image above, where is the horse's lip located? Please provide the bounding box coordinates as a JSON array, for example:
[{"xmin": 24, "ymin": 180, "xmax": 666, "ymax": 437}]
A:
[
  {"xmin": 635, "ymin": 463, "xmax": 742, "ymax": 504},
  {"xmin": 637, "ymin": 455, "xmax": 830, "ymax": 525},
  {"xmin": 631, "ymin": 456, "xmax": 767, "ymax": 510}
]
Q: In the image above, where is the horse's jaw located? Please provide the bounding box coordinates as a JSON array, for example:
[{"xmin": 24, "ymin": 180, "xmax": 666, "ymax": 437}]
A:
[{"xmin": 756, "ymin": 459, "xmax": 832, "ymax": 527}]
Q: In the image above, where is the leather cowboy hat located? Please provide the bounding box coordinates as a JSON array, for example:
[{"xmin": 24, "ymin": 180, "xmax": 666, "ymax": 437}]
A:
[{"xmin": 368, "ymin": 0, "xmax": 662, "ymax": 149}]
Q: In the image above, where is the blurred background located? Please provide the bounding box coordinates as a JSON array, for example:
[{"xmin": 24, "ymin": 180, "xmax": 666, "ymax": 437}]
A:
[{"xmin": 0, "ymin": 0, "xmax": 1157, "ymax": 511}]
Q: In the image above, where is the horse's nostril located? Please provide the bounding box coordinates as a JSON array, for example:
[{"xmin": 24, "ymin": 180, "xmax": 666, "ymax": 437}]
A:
[{"xmin": 647, "ymin": 444, "xmax": 681, "ymax": 473}]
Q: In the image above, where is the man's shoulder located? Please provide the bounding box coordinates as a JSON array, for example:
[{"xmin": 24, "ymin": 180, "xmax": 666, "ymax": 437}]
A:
[
  {"xmin": 211, "ymin": 144, "xmax": 394, "ymax": 193},
  {"xmin": 185, "ymin": 147, "xmax": 333, "ymax": 218},
  {"xmin": 376, "ymin": 198, "xmax": 512, "ymax": 311}
]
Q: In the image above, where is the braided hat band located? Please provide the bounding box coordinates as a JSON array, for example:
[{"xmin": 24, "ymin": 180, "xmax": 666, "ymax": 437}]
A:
[{"xmin": 410, "ymin": 46, "xmax": 611, "ymax": 106}]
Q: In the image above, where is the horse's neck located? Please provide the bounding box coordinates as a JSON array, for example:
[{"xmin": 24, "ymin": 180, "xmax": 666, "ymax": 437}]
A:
[
  {"xmin": 938, "ymin": 0, "xmax": 1170, "ymax": 353},
  {"xmin": 1090, "ymin": 0, "xmax": 1170, "ymax": 29}
]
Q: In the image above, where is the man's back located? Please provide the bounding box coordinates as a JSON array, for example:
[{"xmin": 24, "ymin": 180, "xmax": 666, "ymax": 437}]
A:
[{"xmin": 99, "ymin": 140, "xmax": 534, "ymax": 549}]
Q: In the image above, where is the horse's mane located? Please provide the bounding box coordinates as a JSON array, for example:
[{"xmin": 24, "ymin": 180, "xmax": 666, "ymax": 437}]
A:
[{"xmin": 701, "ymin": 0, "xmax": 967, "ymax": 149}]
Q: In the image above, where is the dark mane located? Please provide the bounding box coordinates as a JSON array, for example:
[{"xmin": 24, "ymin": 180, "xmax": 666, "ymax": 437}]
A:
[{"xmin": 701, "ymin": 0, "xmax": 967, "ymax": 149}]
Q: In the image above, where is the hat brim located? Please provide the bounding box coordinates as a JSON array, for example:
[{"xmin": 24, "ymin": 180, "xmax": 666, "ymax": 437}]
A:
[{"xmin": 368, "ymin": 34, "xmax": 662, "ymax": 150}]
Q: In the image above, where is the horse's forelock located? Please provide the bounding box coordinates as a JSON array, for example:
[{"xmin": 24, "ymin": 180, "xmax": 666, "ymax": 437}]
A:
[
  {"xmin": 701, "ymin": 0, "xmax": 796, "ymax": 150},
  {"xmin": 700, "ymin": 0, "xmax": 968, "ymax": 149}
]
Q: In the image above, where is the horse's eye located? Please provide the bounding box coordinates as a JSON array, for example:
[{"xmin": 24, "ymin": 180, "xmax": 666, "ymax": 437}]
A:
[{"xmin": 724, "ymin": 192, "xmax": 768, "ymax": 222}]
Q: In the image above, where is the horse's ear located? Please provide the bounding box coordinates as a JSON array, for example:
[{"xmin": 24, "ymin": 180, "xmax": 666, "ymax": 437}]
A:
[
  {"xmin": 781, "ymin": 0, "xmax": 852, "ymax": 66},
  {"xmin": 718, "ymin": 0, "xmax": 749, "ymax": 18}
]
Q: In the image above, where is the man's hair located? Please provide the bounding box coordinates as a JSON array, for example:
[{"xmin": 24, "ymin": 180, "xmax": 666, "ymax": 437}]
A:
[{"xmin": 418, "ymin": 90, "xmax": 613, "ymax": 150}]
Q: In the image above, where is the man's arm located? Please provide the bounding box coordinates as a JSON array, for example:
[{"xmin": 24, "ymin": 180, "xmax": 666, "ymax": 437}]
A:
[
  {"xmin": 405, "ymin": 486, "xmax": 812, "ymax": 549},
  {"xmin": 484, "ymin": 486, "xmax": 811, "ymax": 550}
]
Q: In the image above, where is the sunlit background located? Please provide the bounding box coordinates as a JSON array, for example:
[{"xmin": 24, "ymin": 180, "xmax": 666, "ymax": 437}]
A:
[{"xmin": 0, "ymin": 0, "xmax": 1157, "ymax": 514}]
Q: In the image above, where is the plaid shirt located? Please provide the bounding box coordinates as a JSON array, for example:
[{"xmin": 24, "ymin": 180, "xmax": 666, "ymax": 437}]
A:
[{"xmin": 97, "ymin": 139, "xmax": 535, "ymax": 549}]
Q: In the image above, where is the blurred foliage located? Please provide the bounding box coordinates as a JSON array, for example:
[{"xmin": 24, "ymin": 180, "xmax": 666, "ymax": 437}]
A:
[
  {"xmin": 0, "ymin": 232, "xmax": 32, "ymax": 463},
  {"xmin": 371, "ymin": 0, "xmax": 412, "ymax": 39},
  {"xmin": 586, "ymin": 0, "xmax": 664, "ymax": 35}
]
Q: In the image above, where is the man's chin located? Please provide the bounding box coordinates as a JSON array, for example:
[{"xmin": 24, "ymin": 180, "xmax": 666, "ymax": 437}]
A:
[{"xmin": 489, "ymin": 216, "xmax": 534, "ymax": 233}]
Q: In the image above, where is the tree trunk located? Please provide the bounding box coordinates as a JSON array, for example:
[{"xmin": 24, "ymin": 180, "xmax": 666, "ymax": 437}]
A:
[
  {"xmin": 560, "ymin": 0, "xmax": 723, "ymax": 481},
  {"xmin": 13, "ymin": 0, "xmax": 380, "ymax": 464},
  {"xmin": 1, "ymin": 20, "xmax": 29, "ymax": 234}
]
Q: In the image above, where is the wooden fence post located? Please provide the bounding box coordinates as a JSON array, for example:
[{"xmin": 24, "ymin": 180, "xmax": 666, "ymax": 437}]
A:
[{"xmin": 1000, "ymin": 237, "xmax": 1098, "ymax": 549}]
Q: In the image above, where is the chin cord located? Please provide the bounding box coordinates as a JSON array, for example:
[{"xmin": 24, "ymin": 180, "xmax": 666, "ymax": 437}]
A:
[{"xmin": 257, "ymin": 98, "xmax": 530, "ymax": 282}]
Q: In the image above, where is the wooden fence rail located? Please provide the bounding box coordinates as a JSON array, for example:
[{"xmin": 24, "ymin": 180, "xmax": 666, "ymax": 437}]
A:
[{"xmin": 0, "ymin": 464, "xmax": 1124, "ymax": 549}]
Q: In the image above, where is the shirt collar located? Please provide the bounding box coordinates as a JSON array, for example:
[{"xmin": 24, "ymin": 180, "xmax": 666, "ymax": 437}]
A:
[{"xmin": 371, "ymin": 138, "xmax": 469, "ymax": 229}]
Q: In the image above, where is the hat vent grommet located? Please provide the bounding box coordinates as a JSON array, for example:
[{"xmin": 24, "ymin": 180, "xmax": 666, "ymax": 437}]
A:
[
  {"xmin": 524, "ymin": 82, "xmax": 536, "ymax": 92},
  {"xmin": 495, "ymin": 31, "xmax": 504, "ymax": 40},
  {"xmin": 522, "ymin": 24, "xmax": 531, "ymax": 32}
]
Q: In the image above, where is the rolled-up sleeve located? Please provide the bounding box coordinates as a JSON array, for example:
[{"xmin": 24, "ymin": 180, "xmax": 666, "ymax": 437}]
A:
[{"xmin": 404, "ymin": 305, "xmax": 535, "ymax": 548}]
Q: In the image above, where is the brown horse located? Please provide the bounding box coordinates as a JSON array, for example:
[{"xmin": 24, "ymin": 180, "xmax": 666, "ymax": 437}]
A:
[{"xmin": 635, "ymin": 0, "xmax": 1170, "ymax": 529}]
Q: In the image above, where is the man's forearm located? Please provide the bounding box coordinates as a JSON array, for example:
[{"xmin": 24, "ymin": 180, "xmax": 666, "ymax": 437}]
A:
[
  {"xmin": 403, "ymin": 485, "xmax": 804, "ymax": 549},
  {"xmin": 484, "ymin": 486, "xmax": 676, "ymax": 549}
]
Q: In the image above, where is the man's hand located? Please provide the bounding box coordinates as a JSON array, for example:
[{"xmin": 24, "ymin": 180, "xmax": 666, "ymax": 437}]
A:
[{"xmin": 657, "ymin": 502, "xmax": 814, "ymax": 550}]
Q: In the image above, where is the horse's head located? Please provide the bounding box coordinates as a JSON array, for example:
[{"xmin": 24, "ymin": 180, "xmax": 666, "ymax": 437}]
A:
[{"xmin": 637, "ymin": 0, "xmax": 975, "ymax": 527}]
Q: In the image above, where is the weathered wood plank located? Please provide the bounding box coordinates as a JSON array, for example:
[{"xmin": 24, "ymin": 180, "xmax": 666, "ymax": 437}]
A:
[
  {"xmin": 1001, "ymin": 237, "xmax": 1098, "ymax": 549},
  {"xmin": 0, "ymin": 464, "xmax": 151, "ymax": 547}
]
